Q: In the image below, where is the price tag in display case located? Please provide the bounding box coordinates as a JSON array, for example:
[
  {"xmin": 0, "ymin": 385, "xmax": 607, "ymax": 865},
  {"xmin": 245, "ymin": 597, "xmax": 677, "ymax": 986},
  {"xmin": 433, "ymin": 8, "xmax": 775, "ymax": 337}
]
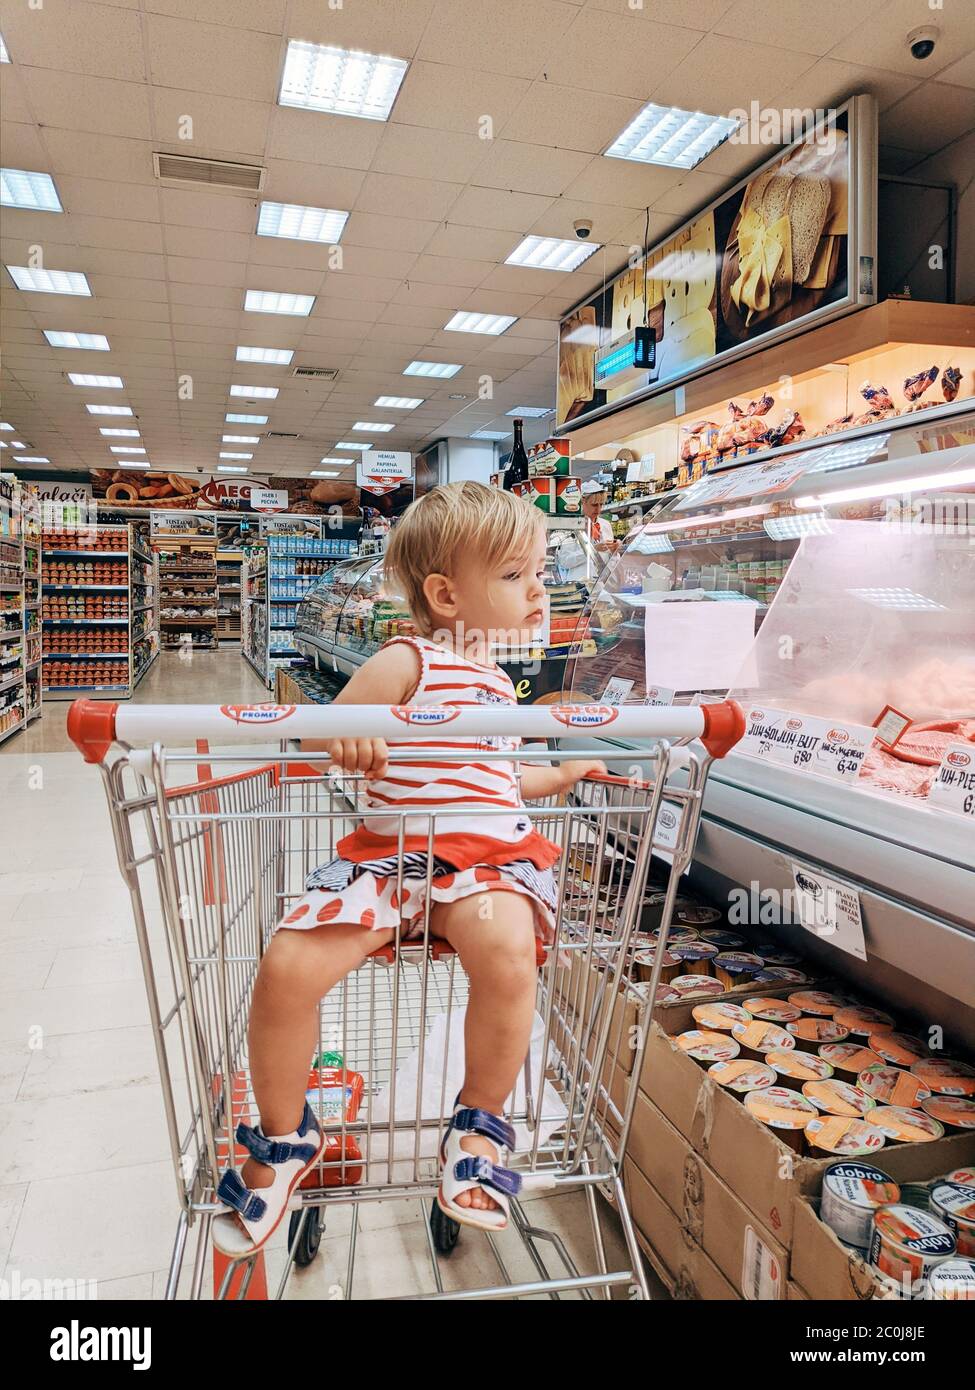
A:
[
  {"xmin": 601, "ymin": 676, "xmax": 634, "ymax": 705},
  {"xmin": 739, "ymin": 706, "xmax": 875, "ymax": 784},
  {"xmin": 644, "ymin": 684, "xmax": 676, "ymax": 707},
  {"xmin": 651, "ymin": 799, "xmax": 690, "ymax": 874},
  {"xmin": 791, "ymin": 863, "xmax": 867, "ymax": 961},
  {"xmin": 926, "ymin": 743, "xmax": 975, "ymax": 819}
]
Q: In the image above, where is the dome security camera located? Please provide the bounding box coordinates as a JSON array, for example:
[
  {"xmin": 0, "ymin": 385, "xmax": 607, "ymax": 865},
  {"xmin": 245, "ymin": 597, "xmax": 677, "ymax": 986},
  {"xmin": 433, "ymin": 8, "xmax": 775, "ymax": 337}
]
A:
[
  {"xmin": 907, "ymin": 24, "xmax": 939, "ymax": 60},
  {"xmin": 573, "ymin": 218, "xmax": 594, "ymax": 239}
]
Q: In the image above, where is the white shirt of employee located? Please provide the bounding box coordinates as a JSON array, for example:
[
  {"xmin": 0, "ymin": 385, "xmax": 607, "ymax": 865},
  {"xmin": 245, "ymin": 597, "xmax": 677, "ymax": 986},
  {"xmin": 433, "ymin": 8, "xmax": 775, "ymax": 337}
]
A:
[{"xmin": 581, "ymin": 481, "xmax": 620, "ymax": 557}]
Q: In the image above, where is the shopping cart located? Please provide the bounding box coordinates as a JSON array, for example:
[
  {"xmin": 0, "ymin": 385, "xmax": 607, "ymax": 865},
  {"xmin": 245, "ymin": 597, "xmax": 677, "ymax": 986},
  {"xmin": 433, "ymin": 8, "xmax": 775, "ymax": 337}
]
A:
[{"xmin": 68, "ymin": 697, "xmax": 744, "ymax": 1301}]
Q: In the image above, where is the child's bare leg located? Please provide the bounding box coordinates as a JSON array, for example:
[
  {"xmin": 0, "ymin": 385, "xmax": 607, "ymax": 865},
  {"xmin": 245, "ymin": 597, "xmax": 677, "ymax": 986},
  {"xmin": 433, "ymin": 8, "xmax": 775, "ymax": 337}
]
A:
[
  {"xmin": 431, "ymin": 892, "xmax": 538, "ymax": 1213},
  {"xmin": 240, "ymin": 922, "xmax": 395, "ymax": 1206}
]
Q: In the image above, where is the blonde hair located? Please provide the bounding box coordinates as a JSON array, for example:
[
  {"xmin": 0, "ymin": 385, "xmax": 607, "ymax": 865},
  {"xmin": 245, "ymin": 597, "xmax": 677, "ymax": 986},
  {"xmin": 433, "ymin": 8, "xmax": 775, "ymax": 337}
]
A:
[{"xmin": 385, "ymin": 481, "xmax": 543, "ymax": 635}]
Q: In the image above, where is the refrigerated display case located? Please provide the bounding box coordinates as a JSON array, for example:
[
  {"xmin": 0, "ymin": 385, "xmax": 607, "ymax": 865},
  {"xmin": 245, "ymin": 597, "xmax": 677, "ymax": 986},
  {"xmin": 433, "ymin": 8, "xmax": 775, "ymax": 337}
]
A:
[
  {"xmin": 562, "ymin": 404, "xmax": 975, "ymax": 1044},
  {"xmin": 293, "ymin": 521, "xmax": 611, "ymax": 701}
]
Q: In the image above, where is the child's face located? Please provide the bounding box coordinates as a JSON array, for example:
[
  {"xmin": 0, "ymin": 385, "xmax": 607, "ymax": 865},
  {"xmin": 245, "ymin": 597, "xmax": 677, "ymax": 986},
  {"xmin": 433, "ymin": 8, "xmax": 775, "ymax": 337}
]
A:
[{"xmin": 429, "ymin": 528, "xmax": 548, "ymax": 650}]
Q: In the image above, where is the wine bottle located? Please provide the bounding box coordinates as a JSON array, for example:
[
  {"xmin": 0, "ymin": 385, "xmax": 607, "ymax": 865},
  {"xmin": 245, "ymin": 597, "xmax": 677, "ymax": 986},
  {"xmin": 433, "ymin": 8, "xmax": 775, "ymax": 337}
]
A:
[{"xmin": 503, "ymin": 418, "xmax": 529, "ymax": 491}]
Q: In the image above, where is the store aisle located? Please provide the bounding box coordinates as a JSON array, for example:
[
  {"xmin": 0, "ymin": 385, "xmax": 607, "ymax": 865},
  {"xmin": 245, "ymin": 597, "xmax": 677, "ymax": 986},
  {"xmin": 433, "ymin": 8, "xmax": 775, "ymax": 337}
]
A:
[{"xmin": 0, "ymin": 650, "xmax": 649, "ymax": 1299}]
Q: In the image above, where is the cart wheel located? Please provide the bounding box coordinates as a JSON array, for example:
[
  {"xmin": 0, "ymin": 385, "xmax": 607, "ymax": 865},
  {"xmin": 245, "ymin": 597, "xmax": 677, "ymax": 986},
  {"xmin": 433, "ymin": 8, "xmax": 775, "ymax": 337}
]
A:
[
  {"xmin": 430, "ymin": 1198, "xmax": 460, "ymax": 1256},
  {"xmin": 288, "ymin": 1207, "xmax": 323, "ymax": 1267}
]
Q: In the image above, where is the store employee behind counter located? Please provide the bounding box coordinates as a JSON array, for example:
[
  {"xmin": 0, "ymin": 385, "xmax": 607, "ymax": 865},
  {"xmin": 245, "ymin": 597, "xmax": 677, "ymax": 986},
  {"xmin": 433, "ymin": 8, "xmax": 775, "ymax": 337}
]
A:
[{"xmin": 558, "ymin": 480, "xmax": 621, "ymax": 582}]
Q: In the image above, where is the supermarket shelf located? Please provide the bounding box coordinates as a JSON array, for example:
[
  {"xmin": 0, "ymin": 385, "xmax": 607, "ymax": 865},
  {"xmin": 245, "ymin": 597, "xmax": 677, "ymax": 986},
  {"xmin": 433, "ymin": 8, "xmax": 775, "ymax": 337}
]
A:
[
  {"xmin": 160, "ymin": 616, "xmax": 217, "ymax": 624},
  {"xmin": 26, "ymin": 658, "xmax": 42, "ymax": 670},
  {"xmin": 0, "ymin": 672, "xmax": 26, "ymax": 693},
  {"xmin": 131, "ymin": 649, "xmax": 158, "ymax": 689},
  {"xmin": 0, "ymin": 629, "xmax": 24, "ymax": 640},
  {"xmin": 44, "ymin": 651, "xmax": 129, "ymax": 659},
  {"xmin": 132, "ymin": 546, "xmax": 152, "ymax": 565},
  {"xmin": 43, "ymin": 617, "xmax": 129, "ymax": 625},
  {"xmin": 44, "ymin": 584, "xmax": 128, "ymax": 591},
  {"xmin": 0, "ymin": 719, "xmax": 25, "ymax": 745},
  {"xmin": 43, "ymin": 550, "xmax": 127, "ymax": 559},
  {"xmin": 0, "ymin": 583, "xmax": 21, "ymax": 592},
  {"xmin": 133, "ymin": 603, "xmax": 155, "ymax": 613},
  {"xmin": 44, "ymin": 684, "xmax": 129, "ymax": 699},
  {"xmin": 242, "ymin": 649, "xmax": 271, "ymax": 685}
]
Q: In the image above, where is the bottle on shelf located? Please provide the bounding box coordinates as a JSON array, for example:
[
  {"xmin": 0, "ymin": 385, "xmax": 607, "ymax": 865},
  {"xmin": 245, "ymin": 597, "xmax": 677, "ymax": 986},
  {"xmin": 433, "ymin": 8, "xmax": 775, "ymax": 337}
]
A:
[{"xmin": 503, "ymin": 418, "xmax": 529, "ymax": 491}]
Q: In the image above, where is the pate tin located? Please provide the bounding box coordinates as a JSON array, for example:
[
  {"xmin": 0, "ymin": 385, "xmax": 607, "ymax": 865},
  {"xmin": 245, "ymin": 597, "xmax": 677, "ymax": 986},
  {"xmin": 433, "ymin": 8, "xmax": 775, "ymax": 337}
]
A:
[{"xmin": 820, "ymin": 1161, "xmax": 900, "ymax": 1251}]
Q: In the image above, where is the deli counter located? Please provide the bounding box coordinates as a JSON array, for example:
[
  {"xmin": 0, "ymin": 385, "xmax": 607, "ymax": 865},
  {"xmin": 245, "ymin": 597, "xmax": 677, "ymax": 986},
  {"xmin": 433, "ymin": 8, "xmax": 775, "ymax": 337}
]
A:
[
  {"xmin": 562, "ymin": 404, "xmax": 975, "ymax": 1045},
  {"xmin": 292, "ymin": 521, "xmax": 615, "ymax": 703}
]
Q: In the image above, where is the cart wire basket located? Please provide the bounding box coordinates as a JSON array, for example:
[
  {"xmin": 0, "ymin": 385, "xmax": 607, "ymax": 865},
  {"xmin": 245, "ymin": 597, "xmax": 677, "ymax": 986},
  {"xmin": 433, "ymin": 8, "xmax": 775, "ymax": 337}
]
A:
[{"xmin": 68, "ymin": 697, "xmax": 744, "ymax": 1300}]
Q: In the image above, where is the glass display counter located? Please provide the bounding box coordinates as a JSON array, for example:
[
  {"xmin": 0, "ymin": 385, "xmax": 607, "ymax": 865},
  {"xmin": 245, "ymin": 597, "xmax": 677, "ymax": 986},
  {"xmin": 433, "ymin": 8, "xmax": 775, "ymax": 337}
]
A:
[
  {"xmin": 293, "ymin": 521, "xmax": 614, "ymax": 701},
  {"xmin": 563, "ymin": 405, "xmax": 975, "ymax": 1042}
]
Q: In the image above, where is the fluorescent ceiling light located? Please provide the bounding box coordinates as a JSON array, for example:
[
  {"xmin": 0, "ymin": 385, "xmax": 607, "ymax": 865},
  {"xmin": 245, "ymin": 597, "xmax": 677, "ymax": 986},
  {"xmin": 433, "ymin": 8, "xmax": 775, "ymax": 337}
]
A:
[
  {"xmin": 606, "ymin": 102, "xmax": 738, "ymax": 169},
  {"xmin": 471, "ymin": 430, "xmax": 506, "ymax": 440},
  {"xmin": 846, "ymin": 587, "xmax": 948, "ymax": 612},
  {"xmin": 353, "ymin": 421, "xmax": 393, "ymax": 432},
  {"xmin": 236, "ymin": 346, "xmax": 294, "ymax": 364},
  {"xmin": 226, "ymin": 413, "xmax": 268, "ymax": 424},
  {"xmin": 336, "ymin": 441, "xmax": 369, "ymax": 451},
  {"xmin": 319, "ymin": 456, "xmax": 344, "ymax": 465},
  {"xmin": 230, "ymin": 384, "xmax": 278, "ymax": 399},
  {"xmin": 223, "ymin": 434, "xmax": 260, "ymax": 444},
  {"xmin": 86, "ymin": 404, "xmax": 133, "ymax": 416},
  {"xmin": 68, "ymin": 373, "xmax": 123, "ymax": 388},
  {"xmin": 257, "ymin": 201, "xmax": 349, "ymax": 244},
  {"xmin": 45, "ymin": 331, "xmax": 109, "ymax": 350},
  {"xmin": 279, "ymin": 40, "xmax": 408, "ymax": 121},
  {"xmin": 0, "ymin": 168, "xmax": 62, "ymax": 212},
  {"xmin": 505, "ymin": 235, "xmax": 600, "ymax": 272},
  {"xmin": 643, "ymin": 503, "xmax": 771, "ymax": 536},
  {"xmin": 404, "ymin": 361, "xmax": 462, "ymax": 378},
  {"xmin": 100, "ymin": 428, "xmax": 139, "ymax": 437},
  {"xmin": 0, "ymin": 442, "xmax": 6, "ymax": 448},
  {"xmin": 506, "ymin": 405, "xmax": 553, "ymax": 418},
  {"xmin": 311, "ymin": 469, "xmax": 341, "ymax": 477},
  {"xmin": 14, "ymin": 456, "xmax": 49, "ymax": 463},
  {"xmin": 795, "ymin": 466, "xmax": 975, "ymax": 509},
  {"xmin": 11, "ymin": 441, "xmax": 26, "ymax": 449},
  {"xmin": 110, "ymin": 446, "xmax": 146, "ymax": 454},
  {"xmin": 217, "ymin": 465, "xmax": 249, "ymax": 473},
  {"xmin": 244, "ymin": 289, "xmax": 315, "ymax": 316},
  {"xmin": 804, "ymin": 434, "xmax": 891, "ymax": 476},
  {"xmin": 220, "ymin": 452, "xmax": 253, "ymax": 460},
  {"xmin": 374, "ymin": 396, "xmax": 423, "ymax": 409},
  {"xmin": 444, "ymin": 311, "xmax": 516, "ymax": 335},
  {"xmin": 7, "ymin": 266, "xmax": 91, "ymax": 295},
  {"xmin": 0, "ymin": 33, "xmax": 9, "ymax": 63},
  {"xmin": 0, "ymin": 423, "xmax": 12, "ymax": 430},
  {"xmin": 118, "ymin": 461, "xmax": 150, "ymax": 469}
]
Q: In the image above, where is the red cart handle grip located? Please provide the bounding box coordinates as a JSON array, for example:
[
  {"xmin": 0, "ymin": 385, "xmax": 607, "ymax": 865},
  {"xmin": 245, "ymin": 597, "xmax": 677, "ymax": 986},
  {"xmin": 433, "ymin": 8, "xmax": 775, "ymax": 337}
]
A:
[
  {"xmin": 67, "ymin": 699, "xmax": 120, "ymax": 765},
  {"xmin": 700, "ymin": 699, "xmax": 746, "ymax": 759}
]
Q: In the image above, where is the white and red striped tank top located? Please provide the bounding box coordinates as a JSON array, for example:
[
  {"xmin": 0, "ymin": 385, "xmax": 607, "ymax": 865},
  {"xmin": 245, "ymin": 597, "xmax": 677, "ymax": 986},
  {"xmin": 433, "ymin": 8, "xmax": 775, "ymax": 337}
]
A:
[{"xmin": 336, "ymin": 635, "xmax": 560, "ymax": 872}]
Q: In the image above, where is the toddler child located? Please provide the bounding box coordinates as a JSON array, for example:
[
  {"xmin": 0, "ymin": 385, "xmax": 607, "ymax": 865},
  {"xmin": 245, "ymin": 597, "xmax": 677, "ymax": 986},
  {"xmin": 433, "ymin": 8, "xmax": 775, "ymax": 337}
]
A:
[{"xmin": 213, "ymin": 481, "xmax": 604, "ymax": 1252}]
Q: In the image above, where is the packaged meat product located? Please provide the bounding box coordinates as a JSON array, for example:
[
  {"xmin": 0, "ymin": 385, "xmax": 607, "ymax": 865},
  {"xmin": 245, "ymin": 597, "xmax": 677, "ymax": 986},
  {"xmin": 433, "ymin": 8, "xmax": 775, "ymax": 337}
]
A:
[
  {"xmin": 691, "ymin": 1001, "xmax": 752, "ymax": 1031},
  {"xmin": 858, "ymin": 1065, "xmax": 932, "ymax": 1109},
  {"xmin": 699, "ymin": 929, "xmax": 749, "ymax": 951},
  {"xmin": 870, "ymin": 1206, "xmax": 955, "ymax": 1287},
  {"xmin": 744, "ymin": 1087, "xmax": 817, "ymax": 1152},
  {"xmin": 859, "ymin": 380, "xmax": 894, "ymax": 411},
  {"xmin": 675, "ymin": 904, "xmax": 724, "ymax": 927},
  {"xmin": 789, "ymin": 990, "xmax": 848, "ymax": 1016},
  {"xmin": 819, "ymin": 1043, "xmax": 884, "ymax": 1078},
  {"xmin": 924, "ymin": 1258, "xmax": 975, "ymax": 1299},
  {"xmin": 741, "ymin": 997, "xmax": 802, "ymax": 1024},
  {"xmin": 708, "ymin": 1058, "xmax": 776, "ymax": 1093},
  {"xmin": 941, "ymin": 365, "xmax": 963, "ymax": 402},
  {"xmin": 801, "ymin": 1078, "xmax": 876, "ymax": 1117},
  {"xmin": 669, "ymin": 940, "xmax": 719, "ymax": 976},
  {"xmin": 834, "ymin": 1005, "xmax": 895, "ymax": 1037},
  {"xmin": 866, "ymin": 1105, "xmax": 945, "ymax": 1144},
  {"xmin": 911, "ymin": 1058, "xmax": 975, "ymax": 1097},
  {"xmin": 632, "ymin": 947, "xmax": 680, "ymax": 986},
  {"xmin": 805, "ymin": 1116, "xmax": 887, "ymax": 1158},
  {"xmin": 903, "ymin": 364, "xmax": 938, "ymax": 402},
  {"xmin": 922, "ymin": 1096, "xmax": 975, "ymax": 1131},
  {"xmin": 821, "ymin": 1161, "xmax": 900, "ymax": 1252},
  {"xmin": 766, "ymin": 1048, "xmax": 834, "ymax": 1087},
  {"xmin": 669, "ymin": 975, "xmax": 725, "ymax": 1000},
  {"xmin": 928, "ymin": 1180, "xmax": 975, "ymax": 1257},
  {"xmin": 713, "ymin": 951, "xmax": 765, "ymax": 990},
  {"xmin": 869, "ymin": 1032, "xmax": 930, "ymax": 1068},
  {"xmin": 731, "ymin": 1019, "xmax": 795, "ymax": 1057},
  {"xmin": 675, "ymin": 1029, "xmax": 740, "ymax": 1063},
  {"xmin": 786, "ymin": 1017, "xmax": 850, "ymax": 1050}
]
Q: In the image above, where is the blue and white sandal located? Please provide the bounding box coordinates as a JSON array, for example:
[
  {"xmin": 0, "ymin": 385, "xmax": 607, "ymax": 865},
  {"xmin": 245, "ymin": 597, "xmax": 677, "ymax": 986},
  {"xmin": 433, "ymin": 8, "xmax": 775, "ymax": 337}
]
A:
[
  {"xmin": 436, "ymin": 1095, "xmax": 522, "ymax": 1232},
  {"xmin": 212, "ymin": 1101, "xmax": 325, "ymax": 1257}
]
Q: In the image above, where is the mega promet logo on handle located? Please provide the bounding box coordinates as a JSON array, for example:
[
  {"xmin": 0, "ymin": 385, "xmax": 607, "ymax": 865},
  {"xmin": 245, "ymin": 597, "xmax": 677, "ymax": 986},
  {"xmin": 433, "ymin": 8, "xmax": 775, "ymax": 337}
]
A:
[
  {"xmin": 550, "ymin": 704, "xmax": 620, "ymax": 728},
  {"xmin": 219, "ymin": 704, "xmax": 296, "ymax": 724}
]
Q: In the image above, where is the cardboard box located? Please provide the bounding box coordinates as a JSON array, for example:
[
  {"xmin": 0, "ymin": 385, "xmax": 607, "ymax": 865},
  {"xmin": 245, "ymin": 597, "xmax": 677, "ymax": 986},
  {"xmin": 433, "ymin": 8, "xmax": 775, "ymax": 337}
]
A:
[
  {"xmin": 787, "ymin": 1280, "xmax": 811, "ymax": 1300},
  {"xmin": 626, "ymin": 1093, "xmax": 789, "ymax": 1298},
  {"xmin": 791, "ymin": 1197, "xmax": 894, "ymax": 1301},
  {"xmin": 624, "ymin": 1159, "xmax": 740, "ymax": 1300},
  {"xmin": 638, "ymin": 998, "xmax": 975, "ymax": 1248}
]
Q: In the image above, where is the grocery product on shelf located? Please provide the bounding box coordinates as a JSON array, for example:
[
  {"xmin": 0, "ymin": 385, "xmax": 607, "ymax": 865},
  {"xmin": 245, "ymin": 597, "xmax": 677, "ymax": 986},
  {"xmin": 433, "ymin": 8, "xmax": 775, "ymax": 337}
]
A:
[
  {"xmin": 40, "ymin": 521, "xmax": 157, "ymax": 698},
  {"xmin": 156, "ymin": 536, "xmax": 217, "ymax": 652},
  {"xmin": 0, "ymin": 477, "xmax": 42, "ymax": 742}
]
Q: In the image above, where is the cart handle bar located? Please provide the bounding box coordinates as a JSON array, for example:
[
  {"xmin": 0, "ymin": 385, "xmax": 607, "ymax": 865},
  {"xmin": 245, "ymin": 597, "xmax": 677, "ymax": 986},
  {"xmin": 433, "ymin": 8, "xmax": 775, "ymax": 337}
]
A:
[{"xmin": 67, "ymin": 698, "xmax": 745, "ymax": 766}]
